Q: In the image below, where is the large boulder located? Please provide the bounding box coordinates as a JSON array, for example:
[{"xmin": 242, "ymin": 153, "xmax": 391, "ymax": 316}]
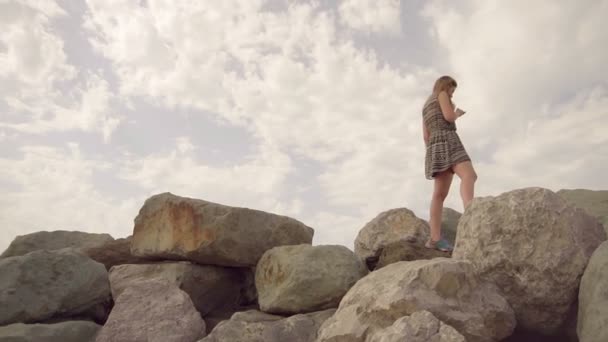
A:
[
  {"xmin": 452, "ymin": 187, "xmax": 606, "ymax": 335},
  {"xmin": 255, "ymin": 244, "xmax": 367, "ymax": 314},
  {"xmin": 109, "ymin": 261, "xmax": 252, "ymax": 316},
  {"xmin": 0, "ymin": 321, "xmax": 101, "ymax": 342},
  {"xmin": 577, "ymin": 240, "xmax": 608, "ymax": 342},
  {"xmin": 199, "ymin": 309, "xmax": 335, "ymax": 342},
  {"xmin": 83, "ymin": 236, "xmax": 149, "ymax": 270},
  {"xmin": 130, "ymin": 192, "xmax": 314, "ymax": 267},
  {"xmin": 373, "ymin": 240, "xmax": 451, "ymax": 270},
  {"xmin": 1, "ymin": 230, "xmax": 114, "ymax": 258},
  {"xmin": 354, "ymin": 208, "xmax": 430, "ymax": 263},
  {"xmin": 0, "ymin": 250, "xmax": 110, "ymax": 325},
  {"xmin": 95, "ymin": 279, "xmax": 206, "ymax": 342},
  {"xmin": 558, "ymin": 189, "xmax": 608, "ymax": 231},
  {"xmin": 441, "ymin": 207, "xmax": 461, "ymax": 245},
  {"xmin": 316, "ymin": 258, "xmax": 515, "ymax": 342},
  {"xmin": 367, "ymin": 310, "xmax": 465, "ymax": 342}
]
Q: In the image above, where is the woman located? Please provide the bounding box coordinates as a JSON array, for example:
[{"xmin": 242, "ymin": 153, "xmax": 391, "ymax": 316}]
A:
[{"xmin": 422, "ymin": 75, "xmax": 477, "ymax": 252}]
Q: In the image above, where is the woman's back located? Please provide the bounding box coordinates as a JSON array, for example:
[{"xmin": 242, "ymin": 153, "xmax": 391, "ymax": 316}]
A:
[{"xmin": 422, "ymin": 93, "xmax": 456, "ymax": 133}]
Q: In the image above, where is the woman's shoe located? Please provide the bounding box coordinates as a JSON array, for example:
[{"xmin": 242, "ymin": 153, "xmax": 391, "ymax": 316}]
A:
[{"xmin": 425, "ymin": 238, "xmax": 453, "ymax": 252}]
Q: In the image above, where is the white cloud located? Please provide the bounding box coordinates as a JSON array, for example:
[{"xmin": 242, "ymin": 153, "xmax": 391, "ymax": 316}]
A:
[
  {"xmin": 0, "ymin": 0, "xmax": 74, "ymax": 101},
  {"xmin": 0, "ymin": 0, "xmax": 123, "ymax": 141},
  {"xmin": 419, "ymin": 0, "xmax": 608, "ymax": 205},
  {"xmin": 309, "ymin": 211, "xmax": 363, "ymax": 249},
  {"xmin": 338, "ymin": 0, "xmax": 401, "ymax": 35},
  {"xmin": 82, "ymin": 0, "xmax": 435, "ymax": 248},
  {"xmin": 2, "ymin": 73, "xmax": 122, "ymax": 142},
  {"xmin": 477, "ymin": 86, "xmax": 608, "ymax": 195},
  {"xmin": 0, "ymin": 143, "xmax": 139, "ymax": 251},
  {"xmin": 2, "ymin": 0, "xmax": 607, "ymax": 253},
  {"xmin": 118, "ymin": 137, "xmax": 298, "ymax": 215}
]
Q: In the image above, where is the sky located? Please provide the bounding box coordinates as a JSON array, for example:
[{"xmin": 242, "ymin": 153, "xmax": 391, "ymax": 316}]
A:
[{"xmin": 1, "ymin": 0, "xmax": 607, "ymax": 253}]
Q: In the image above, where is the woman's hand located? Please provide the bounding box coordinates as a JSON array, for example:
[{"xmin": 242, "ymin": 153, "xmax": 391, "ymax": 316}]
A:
[{"xmin": 438, "ymin": 91, "xmax": 458, "ymax": 122}]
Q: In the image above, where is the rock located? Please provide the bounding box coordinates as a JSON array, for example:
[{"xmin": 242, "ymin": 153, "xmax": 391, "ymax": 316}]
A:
[
  {"xmin": 316, "ymin": 258, "xmax": 515, "ymax": 342},
  {"xmin": 373, "ymin": 240, "xmax": 451, "ymax": 270},
  {"xmin": 441, "ymin": 207, "xmax": 461, "ymax": 245},
  {"xmin": 109, "ymin": 261, "xmax": 251, "ymax": 316},
  {"xmin": 130, "ymin": 192, "xmax": 314, "ymax": 267},
  {"xmin": 83, "ymin": 236, "xmax": 149, "ymax": 270},
  {"xmin": 354, "ymin": 208, "xmax": 430, "ymax": 265},
  {"xmin": 0, "ymin": 321, "xmax": 101, "ymax": 342},
  {"xmin": 577, "ymin": 240, "xmax": 608, "ymax": 342},
  {"xmin": 255, "ymin": 244, "xmax": 368, "ymax": 314},
  {"xmin": 95, "ymin": 279, "xmax": 205, "ymax": 342},
  {"xmin": 452, "ymin": 187, "xmax": 606, "ymax": 335},
  {"xmin": 0, "ymin": 250, "xmax": 110, "ymax": 325},
  {"xmin": 367, "ymin": 310, "xmax": 465, "ymax": 342},
  {"xmin": 199, "ymin": 309, "xmax": 335, "ymax": 342},
  {"xmin": 558, "ymin": 189, "xmax": 608, "ymax": 231},
  {"xmin": 1, "ymin": 230, "xmax": 114, "ymax": 258}
]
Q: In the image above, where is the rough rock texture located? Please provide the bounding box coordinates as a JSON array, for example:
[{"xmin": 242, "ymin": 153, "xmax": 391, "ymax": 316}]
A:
[
  {"xmin": 367, "ymin": 310, "xmax": 465, "ymax": 342},
  {"xmin": 0, "ymin": 321, "xmax": 101, "ymax": 342},
  {"xmin": 130, "ymin": 192, "xmax": 314, "ymax": 267},
  {"xmin": 1, "ymin": 230, "xmax": 114, "ymax": 258},
  {"xmin": 441, "ymin": 207, "xmax": 461, "ymax": 245},
  {"xmin": 558, "ymin": 188, "xmax": 608, "ymax": 231},
  {"xmin": 354, "ymin": 208, "xmax": 430, "ymax": 263},
  {"xmin": 95, "ymin": 280, "xmax": 205, "ymax": 342},
  {"xmin": 109, "ymin": 261, "xmax": 251, "ymax": 316},
  {"xmin": 0, "ymin": 250, "xmax": 110, "ymax": 325},
  {"xmin": 199, "ymin": 309, "xmax": 335, "ymax": 342},
  {"xmin": 255, "ymin": 244, "xmax": 367, "ymax": 314},
  {"xmin": 452, "ymin": 187, "xmax": 606, "ymax": 335},
  {"xmin": 373, "ymin": 240, "xmax": 451, "ymax": 270},
  {"xmin": 577, "ymin": 240, "xmax": 608, "ymax": 342},
  {"xmin": 83, "ymin": 236, "xmax": 149, "ymax": 270},
  {"xmin": 316, "ymin": 258, "xmax": 515, "ymax": 342}
]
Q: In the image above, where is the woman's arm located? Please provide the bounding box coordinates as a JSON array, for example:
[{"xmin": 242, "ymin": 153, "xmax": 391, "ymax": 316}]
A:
[{"xmin": 438, "ymin": 91, "xmax": 458, "ymax": 122}]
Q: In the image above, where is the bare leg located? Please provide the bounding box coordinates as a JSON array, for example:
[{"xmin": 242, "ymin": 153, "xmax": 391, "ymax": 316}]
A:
[
  {"xmin": 429, "ymin": 170, "xmax": 453, "ymax": 242},
  {"xmin": 452, "ymin": 161, "xmax": 477, "ymax": 209}
]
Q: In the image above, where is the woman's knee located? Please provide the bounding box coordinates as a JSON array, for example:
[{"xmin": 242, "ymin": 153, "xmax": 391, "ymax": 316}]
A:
[
  {"xmin": 458, "ymin": 165, "xmax": 477, "ymax": 183},
  {"xmin": 469, "ymin": 170, "xmax": 478, "ymax": 183},
  {"xmin": 433, "ymin": 188, "xmax": 450, "ymax": 201}
]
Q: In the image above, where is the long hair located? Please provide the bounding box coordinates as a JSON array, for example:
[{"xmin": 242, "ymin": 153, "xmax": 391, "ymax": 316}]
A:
[{"xmin": 432, "ymin": 75, "xmax": 457, "ymax": 95}]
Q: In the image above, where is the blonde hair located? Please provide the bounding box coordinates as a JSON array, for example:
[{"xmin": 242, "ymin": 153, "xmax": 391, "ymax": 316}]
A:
[{"xmin": 432, "ymin": 75, "xmax": 457, "ymax": 95}]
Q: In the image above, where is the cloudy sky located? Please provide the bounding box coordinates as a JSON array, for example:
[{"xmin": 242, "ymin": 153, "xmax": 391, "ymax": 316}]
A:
[{"xmin": 1, "ymin": 0, "xmax": 607, "ymax": 252}]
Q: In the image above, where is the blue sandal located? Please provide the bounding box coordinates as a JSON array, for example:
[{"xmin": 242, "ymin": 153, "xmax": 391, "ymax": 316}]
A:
[{"xmin": 425, "ymin": 238, "xmax": 453, "ymax": 252}]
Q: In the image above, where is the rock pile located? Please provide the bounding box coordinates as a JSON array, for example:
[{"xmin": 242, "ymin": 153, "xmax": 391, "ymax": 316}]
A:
[{"xmin": 0, "ymin": 187, "xmax": 606, "ymax": 342}]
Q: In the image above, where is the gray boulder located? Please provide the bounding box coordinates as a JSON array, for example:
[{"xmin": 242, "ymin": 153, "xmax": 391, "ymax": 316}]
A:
[
  {"xmin": 199, "ymin": 309, "xmax": 335, "ymax": 342},
  {"xmin": 1, "ymin": 230, "xmax": 113, "ymax": 258},
  {"xmin": 367, "ymin": 310, "xmax": 465, "ymax": 342},
  {"xmin": 577, "ymin": 240, "xmax": 608, "ymax": 342},
  {"xmin": 453, "ymin": 187, "xmax": 606, "ymax": 335},
  {"xmin": 95, "ymin": 279, "xmax": 205, "ymax": 342},
  {"xmin": 255, "ymin": 244, "xmax": 367, "ymax": 314},
  {"xmin": 354, "ymin": 208, "xmax": 430, "ymax": 264},
  {"xmin": 0, "ymin": 250, "xmax": 110, "ymax": 325},
  {"xmin": 441, "ymin": 207, "xmax": 461, "ymax": 245},
  {"xmin": 109, "ymin": 261, "xmax": 251, "ymax": 316},
  {"xmin": 0, "ymin": 321, "xmax": 101, "ymax": 342},
  {"xmin": 130, "ymin": 192, "xmax": 314, "ymax": 267},
  {"xmin": 558, "ymin": 188, "xmax": 608, "ymax": 232},
  {"xmin": 316, "ymin": 258, "xmax": 515, "ymax": 342},
  {"xmin": 373, "ymin": 240, "xmax": 451, "ymax": 270},
  {"xmin": 83, "ymin": 236, "xmax": 149, "ymax": 270}
]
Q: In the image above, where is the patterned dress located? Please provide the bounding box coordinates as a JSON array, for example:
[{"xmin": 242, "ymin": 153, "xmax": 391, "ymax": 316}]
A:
[{"xmin": 422, "ymin": 93, "xmax": 471, "ymax": 179}]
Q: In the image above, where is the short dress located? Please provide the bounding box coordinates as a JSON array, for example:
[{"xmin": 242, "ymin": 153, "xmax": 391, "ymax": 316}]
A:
[{"xmin": 422, "ymin": 93, "xmax": 471, "ymax": 179}]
